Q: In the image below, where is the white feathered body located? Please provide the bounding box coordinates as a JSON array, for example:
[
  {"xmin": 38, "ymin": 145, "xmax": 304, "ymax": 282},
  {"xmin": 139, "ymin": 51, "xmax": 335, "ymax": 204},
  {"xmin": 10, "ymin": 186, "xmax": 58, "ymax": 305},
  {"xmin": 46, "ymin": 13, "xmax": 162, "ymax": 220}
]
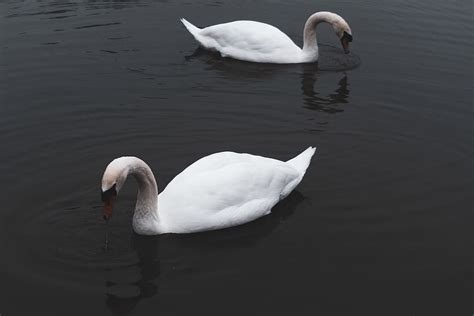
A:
[
  {"xmin": 181, "ymin": 19, "xmax": 316, "ymax": 64},
  {"xmin": 155, "ymin": 147, "xmax": 316, "ymax": 233}
]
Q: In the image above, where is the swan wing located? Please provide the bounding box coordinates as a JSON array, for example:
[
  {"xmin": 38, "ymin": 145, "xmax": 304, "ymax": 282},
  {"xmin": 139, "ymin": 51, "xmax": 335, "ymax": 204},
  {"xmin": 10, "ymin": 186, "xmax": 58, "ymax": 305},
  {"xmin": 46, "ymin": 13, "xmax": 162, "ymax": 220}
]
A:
[
  {"xmin": 158, "ymin": 152, "xmax": 302, "ymax": 233},
  {"xmin": 183, "ymin": 19, "xmax": 303, "ymax": 63}
]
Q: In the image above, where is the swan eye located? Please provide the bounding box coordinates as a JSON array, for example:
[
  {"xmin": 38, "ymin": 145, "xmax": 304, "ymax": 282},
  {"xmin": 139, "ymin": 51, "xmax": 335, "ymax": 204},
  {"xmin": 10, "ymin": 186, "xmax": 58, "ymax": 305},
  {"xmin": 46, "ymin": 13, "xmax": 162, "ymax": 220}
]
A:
[
  {"xmin": 342, "ymin": 31, "xmax": 353, "ymax": 42},
  {"xmin": 101, "ymin": 183, "xmax": 117, "ymax": 202}
]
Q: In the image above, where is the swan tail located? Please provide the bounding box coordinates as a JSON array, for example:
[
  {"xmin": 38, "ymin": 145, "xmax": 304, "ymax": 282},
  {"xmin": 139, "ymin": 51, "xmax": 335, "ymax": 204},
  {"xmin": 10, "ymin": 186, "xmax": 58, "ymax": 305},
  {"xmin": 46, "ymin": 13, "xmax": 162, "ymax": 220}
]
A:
[
  {"xmin": 286, "ymin": 147, "xmax": 317, "ymax": 175},
  {"xmin": 180, "ymin": 18, "xmax": 201, "ymax": 39}
]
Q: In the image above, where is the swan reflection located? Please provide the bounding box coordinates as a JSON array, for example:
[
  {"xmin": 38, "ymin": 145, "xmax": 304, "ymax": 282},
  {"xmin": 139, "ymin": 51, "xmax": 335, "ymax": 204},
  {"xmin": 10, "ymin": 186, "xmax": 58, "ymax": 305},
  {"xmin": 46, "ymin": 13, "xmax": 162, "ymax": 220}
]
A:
[
  {"xmin": 301, "ymin": 65, "xmax": 350, "ymax": 113},
  {"xmin": 105, "ymin": 235, "xmax": 160, "ymax": 315},
  {"xmin": 104, "ymin": 191, "xmax": 304, "ymax": 315},
  {"xmin": 186, "ymin": 47, "xmax": 352, "ymax": 114}
]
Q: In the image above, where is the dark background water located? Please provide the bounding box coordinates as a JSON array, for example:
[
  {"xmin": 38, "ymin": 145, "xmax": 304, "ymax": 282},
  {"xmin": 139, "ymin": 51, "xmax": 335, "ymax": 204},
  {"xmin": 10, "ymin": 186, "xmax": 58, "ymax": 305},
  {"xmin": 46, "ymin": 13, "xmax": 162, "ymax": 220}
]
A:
[{"xmin": 0, "ymin": 0, "xmax": 472, "ymax": 315}]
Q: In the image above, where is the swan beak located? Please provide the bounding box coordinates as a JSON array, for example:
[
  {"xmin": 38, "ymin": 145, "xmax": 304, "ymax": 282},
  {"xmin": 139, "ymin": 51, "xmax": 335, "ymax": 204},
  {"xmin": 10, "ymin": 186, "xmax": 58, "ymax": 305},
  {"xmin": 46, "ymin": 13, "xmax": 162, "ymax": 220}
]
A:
[
  {"xmin": 340, "ymin": 31, "xmax": 352, "ymax": 54},
  {"xmin": 340, "ymin": 38, "xmax": 350, "ymax": 54},
  {"xmin": 103, "ymin": 196, "xmax": 115, "ymax": 220},
  {"xmin": 101, "ymin": 183, "xmax": 117, "ymax": 220}
]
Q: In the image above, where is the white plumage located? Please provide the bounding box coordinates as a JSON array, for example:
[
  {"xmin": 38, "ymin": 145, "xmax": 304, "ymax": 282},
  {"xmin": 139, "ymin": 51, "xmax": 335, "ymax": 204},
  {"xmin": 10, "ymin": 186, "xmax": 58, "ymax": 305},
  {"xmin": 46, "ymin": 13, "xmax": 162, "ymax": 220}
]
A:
[
  {"xmin": 180, "ymin": 12, "xmax": 353, "ymax": 64},
  {"xmin": 101, "ymin": 147, "xmax": 316, "ymax": 235},
  {"xmin": 181, "ymin": 19, "xmax": 302, "ymax": 63}
]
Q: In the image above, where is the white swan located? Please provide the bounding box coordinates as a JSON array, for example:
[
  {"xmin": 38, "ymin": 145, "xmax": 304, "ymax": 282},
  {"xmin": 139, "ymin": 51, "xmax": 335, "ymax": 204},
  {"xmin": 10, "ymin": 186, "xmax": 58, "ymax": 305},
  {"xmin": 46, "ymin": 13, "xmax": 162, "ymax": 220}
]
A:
[
  {"xmin": 101, "ymin": 147, "xmax": 316, "ymax": 235},
  {"xmin": 180, "ymin": 12, "xmax": 353, "ymax": 64}
]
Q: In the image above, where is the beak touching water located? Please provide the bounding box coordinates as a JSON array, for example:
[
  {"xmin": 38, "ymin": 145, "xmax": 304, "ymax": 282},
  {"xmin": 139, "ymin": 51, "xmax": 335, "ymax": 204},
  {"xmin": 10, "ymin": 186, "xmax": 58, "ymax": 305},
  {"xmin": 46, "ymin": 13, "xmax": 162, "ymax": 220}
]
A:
[
  {"xmin": 340, "ymin": 38, "xmax": 350, "ymax": 54},
  {"xmin": 340, "ymin": 31, "xmax": 353, "ymax": 54},
  {"xmin": 102, "ymin": 196, "xmax": 115, "ymax": 220},
  {"xmin": 101, "ymin": 184, "xmax": 117, "ymax": 220}
]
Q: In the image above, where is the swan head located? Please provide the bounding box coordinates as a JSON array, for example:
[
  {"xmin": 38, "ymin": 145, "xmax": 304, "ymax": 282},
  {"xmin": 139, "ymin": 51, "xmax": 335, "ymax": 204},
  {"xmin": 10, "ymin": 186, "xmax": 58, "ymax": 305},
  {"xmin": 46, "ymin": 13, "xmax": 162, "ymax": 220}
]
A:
[
  {"xmin": 101, "ymin": 157, "xmax": 130, "ymax": 220},
  {"xmin": 306, "ymin": 12, "xmax": 353, "ymax": 54},
  {"xmin": 333, "ymin": 18, "xmax": 353, "ymax": 54}
]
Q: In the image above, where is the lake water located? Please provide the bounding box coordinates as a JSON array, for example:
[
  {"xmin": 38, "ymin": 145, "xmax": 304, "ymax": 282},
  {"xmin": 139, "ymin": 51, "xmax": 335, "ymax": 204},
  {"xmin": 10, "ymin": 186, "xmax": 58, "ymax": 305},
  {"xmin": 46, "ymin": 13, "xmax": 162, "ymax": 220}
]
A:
[{"xmin": 0, "ymin": 0, "xmax": 472, "ymax": 315}]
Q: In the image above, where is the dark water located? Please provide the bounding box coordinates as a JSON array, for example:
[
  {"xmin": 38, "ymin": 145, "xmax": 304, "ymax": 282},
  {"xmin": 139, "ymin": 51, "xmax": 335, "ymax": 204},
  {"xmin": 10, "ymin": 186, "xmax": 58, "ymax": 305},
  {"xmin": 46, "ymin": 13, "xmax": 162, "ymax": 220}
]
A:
[{"xmin": 1, "ymin": 0, "xmax": 472, "ymax": 315}]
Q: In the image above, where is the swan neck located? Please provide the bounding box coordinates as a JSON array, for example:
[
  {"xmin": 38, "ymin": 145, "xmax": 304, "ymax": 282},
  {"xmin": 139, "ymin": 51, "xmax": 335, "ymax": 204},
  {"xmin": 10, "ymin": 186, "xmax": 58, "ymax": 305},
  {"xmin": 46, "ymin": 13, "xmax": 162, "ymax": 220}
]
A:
[
  {"xmin": 302, "ymin": 12, "xmax": 339, "ymax": 56},
  {"xmin": 126, "ymin": 158, "xmax": 159, "ymax": 234}
]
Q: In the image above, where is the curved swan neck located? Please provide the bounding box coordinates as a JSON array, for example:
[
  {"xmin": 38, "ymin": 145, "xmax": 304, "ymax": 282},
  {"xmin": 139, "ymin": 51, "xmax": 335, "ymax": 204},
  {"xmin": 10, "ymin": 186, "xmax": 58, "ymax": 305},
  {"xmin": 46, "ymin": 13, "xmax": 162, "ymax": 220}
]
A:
[
  {"xmin": 302, "ymin": 12, "xmax": 342, "ymax": 57},
  {"xmin": 123, "ymin": 157, "xmax": 159, "ymax": 234}
]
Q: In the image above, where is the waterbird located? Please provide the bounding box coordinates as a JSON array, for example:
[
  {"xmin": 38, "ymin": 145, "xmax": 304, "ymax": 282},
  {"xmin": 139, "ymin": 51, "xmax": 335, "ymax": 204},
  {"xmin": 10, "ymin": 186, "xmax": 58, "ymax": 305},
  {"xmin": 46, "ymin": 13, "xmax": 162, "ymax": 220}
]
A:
[
  {"xmin": 101, "ymin": 147, "xmax": 316, "ymax": 235},
  {"xmin": 181, "ymin": 12, "xmax": 353, "ymax": 64}
]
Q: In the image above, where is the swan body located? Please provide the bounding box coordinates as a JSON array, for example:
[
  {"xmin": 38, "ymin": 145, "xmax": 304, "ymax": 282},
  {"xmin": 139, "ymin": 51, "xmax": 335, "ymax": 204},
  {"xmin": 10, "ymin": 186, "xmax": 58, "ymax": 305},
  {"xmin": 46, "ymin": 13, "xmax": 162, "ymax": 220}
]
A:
[
  {"xmin": 101, "ymin": 147, "xmax": 316, "ymax": 235},
  {"xmin": 181, "ymin": 12, "xmax": 353, "ymax": 64}
]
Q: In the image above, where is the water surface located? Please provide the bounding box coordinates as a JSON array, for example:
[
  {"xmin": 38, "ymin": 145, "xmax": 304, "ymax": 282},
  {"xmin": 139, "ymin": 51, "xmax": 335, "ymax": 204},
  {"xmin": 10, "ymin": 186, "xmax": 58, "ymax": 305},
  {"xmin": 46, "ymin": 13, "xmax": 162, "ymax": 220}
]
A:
[{"xmin": 0, "ymin": 0, "xmax": 472, "ymax": 315}]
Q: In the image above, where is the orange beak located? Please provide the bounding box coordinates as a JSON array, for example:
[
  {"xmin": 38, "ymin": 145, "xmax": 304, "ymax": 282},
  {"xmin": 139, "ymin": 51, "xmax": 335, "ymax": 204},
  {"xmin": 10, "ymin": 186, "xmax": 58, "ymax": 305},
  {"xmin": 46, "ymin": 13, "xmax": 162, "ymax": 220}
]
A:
[
  {"xmin": 101, "ymin": 183, "xmax": 117, "ymax": 221},
  {"xmin": 103, "ymin": 196, "xmax": 115, "ymax": 220}
]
